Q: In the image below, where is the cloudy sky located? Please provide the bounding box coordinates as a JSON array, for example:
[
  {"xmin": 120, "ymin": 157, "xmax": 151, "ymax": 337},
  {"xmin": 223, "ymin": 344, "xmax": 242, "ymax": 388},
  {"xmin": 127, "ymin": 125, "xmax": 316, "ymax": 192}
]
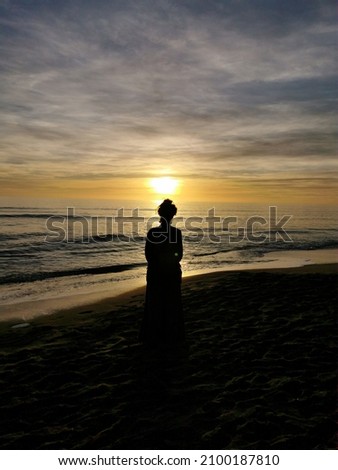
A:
[{"xmin": 0, "ymin": 0, "xmax": 337, "ymax": 204}]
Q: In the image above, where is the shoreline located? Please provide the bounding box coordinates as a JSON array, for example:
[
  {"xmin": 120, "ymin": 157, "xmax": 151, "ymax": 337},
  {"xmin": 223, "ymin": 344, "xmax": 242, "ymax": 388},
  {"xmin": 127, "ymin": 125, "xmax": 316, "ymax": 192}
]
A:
[
  {"xmin": 2, "ymin": 260, "xmax": 337, "ymax": 330},
  {"xmin": 0, "ymin": 246, "xmax": 337, "ymax": 323}
]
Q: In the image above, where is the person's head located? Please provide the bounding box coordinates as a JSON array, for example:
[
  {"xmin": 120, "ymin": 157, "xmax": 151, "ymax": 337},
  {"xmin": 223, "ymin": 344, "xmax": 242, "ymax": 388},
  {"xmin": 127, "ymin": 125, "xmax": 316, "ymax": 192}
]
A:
[{"xmin": 158, "ymin": 199, "xmax": 177, "ymax": 224}]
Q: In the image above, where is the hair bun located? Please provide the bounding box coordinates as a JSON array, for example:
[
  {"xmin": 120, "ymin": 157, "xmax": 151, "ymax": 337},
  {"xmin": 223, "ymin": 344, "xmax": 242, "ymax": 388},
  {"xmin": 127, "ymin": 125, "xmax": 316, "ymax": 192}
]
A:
[{"xmin": 158, "ymin": 199, "xmax": 177, "ymax": 221}]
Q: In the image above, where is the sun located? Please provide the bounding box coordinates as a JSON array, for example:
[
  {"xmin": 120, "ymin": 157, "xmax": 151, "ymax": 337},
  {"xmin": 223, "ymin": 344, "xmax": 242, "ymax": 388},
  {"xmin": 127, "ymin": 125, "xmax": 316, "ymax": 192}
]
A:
[{"xmin": 149, "ymin": 176, "xmax": 179, "ymax": 196}]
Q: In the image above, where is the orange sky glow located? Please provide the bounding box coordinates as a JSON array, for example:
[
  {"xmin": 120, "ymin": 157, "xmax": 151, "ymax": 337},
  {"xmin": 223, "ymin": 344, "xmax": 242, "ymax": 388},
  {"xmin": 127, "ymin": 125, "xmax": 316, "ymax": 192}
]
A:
[{"xmin": 0, "ymin": 1, "xmax": 337, "ymax": 207}]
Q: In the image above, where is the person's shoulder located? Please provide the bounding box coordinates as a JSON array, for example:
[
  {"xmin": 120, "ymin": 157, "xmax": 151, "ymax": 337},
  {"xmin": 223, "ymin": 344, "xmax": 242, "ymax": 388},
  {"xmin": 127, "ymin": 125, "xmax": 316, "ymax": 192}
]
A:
[
  {"xmin": 170, "ymin": 225, "xmax": 182, "ymax": 236},
  {"xmin": 147, "ymin": 226, "xmax": 161, "ymax": 235},
  {"xmin": 147, "ymin": 226, "xmax": 163, "ymax": 240}
]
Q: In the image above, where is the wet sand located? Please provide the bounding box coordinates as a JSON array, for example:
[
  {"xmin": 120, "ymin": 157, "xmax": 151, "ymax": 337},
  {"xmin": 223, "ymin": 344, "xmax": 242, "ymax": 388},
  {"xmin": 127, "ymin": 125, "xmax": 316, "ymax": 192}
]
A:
[{"xmin": 0, "ymin": 264, "xmax": 337, "ymax": 449}]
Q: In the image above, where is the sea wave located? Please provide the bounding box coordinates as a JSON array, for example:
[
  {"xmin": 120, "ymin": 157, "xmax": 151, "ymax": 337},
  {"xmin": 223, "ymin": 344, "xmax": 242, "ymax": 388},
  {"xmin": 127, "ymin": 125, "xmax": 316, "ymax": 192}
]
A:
[
  {"xmin": 190, "ymin": 238, "xmax": 338, "ymax": 258},
  {"xmin": 0, "ymin": 213, "xmax": 66, "ymax": 219},
  {"xmin": 0, "ymin": 262, "xmax": 146, "ymax": 285}
]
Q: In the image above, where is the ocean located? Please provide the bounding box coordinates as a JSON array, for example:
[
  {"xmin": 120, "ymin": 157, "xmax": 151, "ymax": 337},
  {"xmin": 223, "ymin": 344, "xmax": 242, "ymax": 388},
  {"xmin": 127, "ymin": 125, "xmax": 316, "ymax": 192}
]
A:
[{"xmin": 0, "ymin": 200, "xmax": 337, "ymax": 320}]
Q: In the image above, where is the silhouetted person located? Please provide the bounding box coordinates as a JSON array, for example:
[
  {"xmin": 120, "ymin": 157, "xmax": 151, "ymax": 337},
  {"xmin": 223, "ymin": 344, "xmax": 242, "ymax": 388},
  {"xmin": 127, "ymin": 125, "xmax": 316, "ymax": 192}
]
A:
[{"xmin": 140, "ymin": 199, "xmax": 184, "ymax": 346}]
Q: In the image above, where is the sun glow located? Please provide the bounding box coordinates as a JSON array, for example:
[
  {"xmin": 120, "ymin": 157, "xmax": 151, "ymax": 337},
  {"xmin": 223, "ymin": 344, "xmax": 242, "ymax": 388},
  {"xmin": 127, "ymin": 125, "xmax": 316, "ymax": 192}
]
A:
[{"xmin": 149, "ymin": 177, "xmax": 179, "ymax": 196}]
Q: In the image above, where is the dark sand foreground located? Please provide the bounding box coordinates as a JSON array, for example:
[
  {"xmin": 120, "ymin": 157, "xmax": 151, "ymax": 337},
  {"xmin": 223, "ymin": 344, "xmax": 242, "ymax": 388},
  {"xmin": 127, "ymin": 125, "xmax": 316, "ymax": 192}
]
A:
[{"xmin": 0, "ymin": 265, "xmax": 337, "ymax": 450}]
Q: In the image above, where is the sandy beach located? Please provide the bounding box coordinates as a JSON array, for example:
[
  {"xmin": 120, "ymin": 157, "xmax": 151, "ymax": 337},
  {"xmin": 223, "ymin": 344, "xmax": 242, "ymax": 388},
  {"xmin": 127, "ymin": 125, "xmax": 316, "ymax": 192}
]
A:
[{"xmin": 0, "ymin": 264, "xmax": 337, "ymax": 450}]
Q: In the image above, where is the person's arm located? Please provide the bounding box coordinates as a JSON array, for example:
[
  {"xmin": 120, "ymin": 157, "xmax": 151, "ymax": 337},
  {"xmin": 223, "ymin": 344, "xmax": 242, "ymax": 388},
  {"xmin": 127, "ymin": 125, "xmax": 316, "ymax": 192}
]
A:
[
  {"xmin": 145, "ymin": 229, "xmax": 164, "ymax": 262},
  {"xmin": 175, "ymin": 229, "xmax": 183, "ymax": 262},
  {"xmin": 145, "ymin": 231, "xmax": 154, "ymax": 262}
]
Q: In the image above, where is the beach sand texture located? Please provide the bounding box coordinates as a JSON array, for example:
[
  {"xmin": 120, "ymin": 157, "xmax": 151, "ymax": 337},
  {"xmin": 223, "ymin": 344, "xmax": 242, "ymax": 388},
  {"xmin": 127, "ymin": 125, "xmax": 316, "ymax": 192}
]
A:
[{"xmin": 0, "ymin": 265, "xmax": 337, "ymax": 450}]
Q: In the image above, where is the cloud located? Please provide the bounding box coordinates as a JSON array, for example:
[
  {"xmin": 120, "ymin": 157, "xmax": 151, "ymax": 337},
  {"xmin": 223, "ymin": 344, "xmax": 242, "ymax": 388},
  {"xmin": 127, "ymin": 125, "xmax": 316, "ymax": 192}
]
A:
[{"xmin": 0, "ymin": 0, "xmax": 337, "ymax": 198}]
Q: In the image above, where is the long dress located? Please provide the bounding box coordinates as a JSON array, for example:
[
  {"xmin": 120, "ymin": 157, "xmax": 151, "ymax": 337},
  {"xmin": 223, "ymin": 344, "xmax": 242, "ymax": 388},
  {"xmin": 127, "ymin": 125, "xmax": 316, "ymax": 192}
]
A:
[{"xmin": 140, "ymin": 223, "xmax": 184, "ymax": 345}]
